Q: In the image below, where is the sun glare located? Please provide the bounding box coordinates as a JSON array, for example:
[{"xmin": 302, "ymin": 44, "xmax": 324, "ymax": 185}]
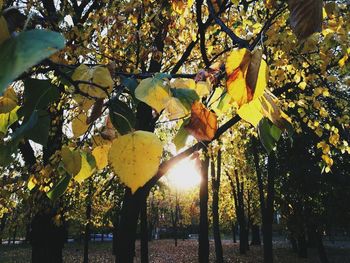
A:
[{"xmin": 164, "ymin": 158, "xmax": 201, "ymax": 191}]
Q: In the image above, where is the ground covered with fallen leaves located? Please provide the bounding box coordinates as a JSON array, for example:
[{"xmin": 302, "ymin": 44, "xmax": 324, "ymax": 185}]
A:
[{"xmin": 1, "ymin": 239, "xmax": 349, "ymax": 263}]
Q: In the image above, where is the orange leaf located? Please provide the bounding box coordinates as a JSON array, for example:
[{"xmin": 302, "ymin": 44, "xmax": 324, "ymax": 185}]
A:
[
  {"xmin": 226, "ymin": 49, "xmax": 267, "ymax": 108},
  {"xmin": 185, "ymin": 101, "xmax": 217, "ymax": 141}
]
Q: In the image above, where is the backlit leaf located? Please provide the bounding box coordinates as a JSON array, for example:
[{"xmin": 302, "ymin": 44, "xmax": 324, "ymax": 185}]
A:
[
  {"xmin": 0, "ymin": 87, "xmax": 17, "ymax": 113},
  {"xmin": 92, "ymin": 144, "xmax": 111, "ymax": 170},
  {"xmin": 0, "ymin": 106, "xmax": 19, "ymax": 135},
  {"xmin": 108, "ymin": 131, "xmax": 163, "ymax": 193},
  {"xmin": 258, "ymin": 118, "xmax": 282, "ymax": 154},
  {"xmin": 226, "ymin": 48, "xmax": 267, "ymax": 107},
  {"xmin": 173, "ymin": 122, "xmax": 190, "ymax": 151},
  {"xmin": 185, "ymin": 101, "xmax": 218, "ymax": 141},
  {"xmin": 74, "ymin": 152, "xmax": 96, "ymax": 183},
  {"xmin": 135, "ymin": 77, "xmax": 171, "ymax": 113}
]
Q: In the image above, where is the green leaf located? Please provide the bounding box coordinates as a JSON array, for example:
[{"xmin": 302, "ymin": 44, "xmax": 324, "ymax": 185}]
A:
[
  {"xmin": 171, "ymin": 88, "xmax": 200, "ymax": 110},
  {"xmin": 173, "ymin": 121, "xmax": 190, "ymax": 151},
  {"xmin": 258, "ymin": 117, "xmax": 282, "ymax": 154},
  {"xmin": 47, "ymin": 173, "xmax": 72, "ymax": 200},
  {"xmin": 12, "ymin": 109, "xmax": 50, "ymax": 146},
  {"xmin": 20, "ymin": 79, "xmax": 60, "ymax": 118},
  {"xmin": 217, "ymin": 91, "xmax": 231, "ymax": 111},
  {"xmin": 74, "ymin": 152, "xmax": 96, "ymax": 183},
  {"xmin": 109, "ymin": 98, "xmax": 136, "ymax": 135},
  {"xmin": 0, "ymin": 105, "xmax": 19, "ymax": 135},
  {"xmin": 154, "ymin": 72, "xmax": 171, "ymax": 80},
  {"xmin": 0, "ymin": 29, "xmax": 65, "ymax": 93}
]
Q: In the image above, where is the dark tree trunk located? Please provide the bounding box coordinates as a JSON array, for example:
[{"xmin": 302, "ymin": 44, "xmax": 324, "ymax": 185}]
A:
[
  {"xmin": 30, "ymin": 212, "xmax": 66, "ymax": 263},
  {"xmin": 232, "ymin": 222, "xmax": 237, "ymax": 243},
  {"xmin": 198, "ymin": 151, "xmax": 209, "ymax": 263},
  {"xmin": 297, "ymin": 232, "xmax": 308, "ymax": 258},
  {"xmin": 140, "ymin": 198, "xmax": 149, "ymax": 263},
  {"xmin": 251, "ymin": 225, "xmax": 261, "ymax": 245},
  {"xmin": 83, "ymin": 180, "xmax": 93, "ymax": 263},
  {"xmin": 236, "ymin": 172, "xmax": 248, "ymax": 254},
  {"xmin": 115, "ymin": 189, "xmax": 144, "ymax": 263},
  {"xmin": 112, "ymin": 220, "xmax": 118, "ymax": 256},
  {"xmin": 290, "ymin": 235, "xmax": 298, "ymax": 253},
  {"xmin": 316, "ymin": 230, "xmax": 329, "ymax": 263},
  {"xmin": 252, "ymin": 139, "xmax": 276, "ymax": 263},
  {"xmin": 12, "ymin": 225, "xmax": 17, "ymax": 244},
  {"xmin": 228, "ymin": 170, "xmax": 248, "ymax": 254},
  {"xmin": 212, "ymin": 150, "xmax": 223, "ymax": 263}
]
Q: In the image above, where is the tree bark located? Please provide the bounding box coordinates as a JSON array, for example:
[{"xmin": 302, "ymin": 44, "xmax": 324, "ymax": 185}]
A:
[
  {"xmin": 140, "ymin": 198, "xmax": 149, "ymax": 263},
  {"xmin": 115, "ymin": 189, "xmax": 144, "ymax": 263},
  {"xmin": 199, "ymin": 150, "xmax": 209, "ymax": 263},
  {"xmin": 297, "ymin": 232, "xmax": 308, "ymax": 258},
  {"xmin": 316, "ymin": 230, "xmax": 329, "ymax": 263},
  {"xmin": 251, "ymin": 224, "xmax": 261, "ymax": 245},
  {"xmin": 252, "ymin": 139, "xmax": 276, "ymax": 263},
  {"xmin": 83, "ymin": 180, "xmax": 93, "ymax": 263},
  {"xmin": 232, "ymin": 222, "xmax": 237, "ymax": 243},
  {"xmin": 30, "ymin": 211, "xmax": 66, "ymax": 263},
  {"xmin": 212, "ymin": 150, "xmax": 223, "ymax": 263}
]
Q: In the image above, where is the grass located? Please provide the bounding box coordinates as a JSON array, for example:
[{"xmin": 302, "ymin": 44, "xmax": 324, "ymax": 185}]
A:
[{"xmin": 0, "ymin": 239, "xmax": 349, "ymax": 262}]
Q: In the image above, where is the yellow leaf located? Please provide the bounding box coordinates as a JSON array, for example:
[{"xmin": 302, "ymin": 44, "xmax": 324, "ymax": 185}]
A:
[
  {"xmin": 73, "ymin": 94, "xmax": 95, "ymax": 112},
  {"xmin": 72, "ymin": 113, "xmax": 89, "ymax": 138},
  {"xmin": 74, "ymin": 152, "xmax": 96, "ymax": 183},
  {"xmin": 0, "ymin": 106, "xmax": 19, "ymax": 135},
  {"xmin": 0, "ymin": 87, "xmax": 17, "ymax": 113},
  {"xmin": 28, "ymin": 175, "xmax": 37, "ymax": 190},
  {"xmin": 195, "ymin": 81, "xmax": 211, "ymax": 97},
  {"xmin": 61, "ymin": 146, "xmax": 82, "ymax": 176},
  {"xmin": 165, "ymin": 97, "xmax": 189, "ymax": 120},
  {"xmin": 92, "ymin": 144, "xmax": 111, "ymax": 170},
  {"xmin": 0, "ymin": 16, "xmax": 9, "ymax": 45},
  {"xmin": 171, "ymin": 78, "xmax": 196, "ymax": 89},
  {"xmin": 0, "ymin": 98, "xmax": 16, "ymax": 113},
  {"xmin": 91, "ymin": 135, "xmax": 113, "ymax": 148},
  {"xmin": 238, "ymin": 100, "xmax": 264, "ymax": 127},
  {"xmin": 135, "ymin": 78, "xmax": 171, "ymax": 113},
  {"xmin": 108, "ymin": 131, "xmax": 163, "ymax": 193},
  {"xmin": 72, "ymin": 65, "xmax": 114, "ymax": 99}
]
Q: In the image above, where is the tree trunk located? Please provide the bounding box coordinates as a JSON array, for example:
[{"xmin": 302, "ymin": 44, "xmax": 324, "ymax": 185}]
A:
[
  {"xmin": 297, "ymin": 232, "xmax": 308, "ymax": 258},
  {"xmin": 30, "ymin": 212, "xmax": 66, "ymax": 263},
  {"xmin": 251, "ymin": 225, "xmax": 261, "ymax": 245},
  {"xmin": 316, "ymin": 230, "xmax": 329, "ymax": 263},
  {"xmin": 198, "ymin": 151, "xmax": 209, "ymax": 263},
  {"xmin": 115, "ymin": 189, "xmax": 145, "ymax": 263},
  {"xmin": 236, "ymin": 173, "xmax": 248, "ymax": 254},
  {"xmin": 83, "ymin": 180, "xmax": 93, "ymax": 263},
  {"xmin": 252, "ymin": 139, "xmax": 276, "ymax": 263},
  {"xmin": 232, "ymin": 222, "xmax": 237, "ymax": 243},
  {"xmin": 212, "ymin": 150, "xmax": 223, "ymax": 263},
  {"xmin": 261, "ymin": 153, "xmax": 276, "ymax": 263},
  {"xmin": 140, "ymin": 198, "xmax": 149, "ymax": 263},
  {"xmin": 12, "ymin": 225, "xmax": 17, "ymax": 244}
]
